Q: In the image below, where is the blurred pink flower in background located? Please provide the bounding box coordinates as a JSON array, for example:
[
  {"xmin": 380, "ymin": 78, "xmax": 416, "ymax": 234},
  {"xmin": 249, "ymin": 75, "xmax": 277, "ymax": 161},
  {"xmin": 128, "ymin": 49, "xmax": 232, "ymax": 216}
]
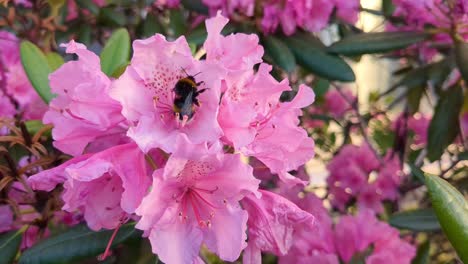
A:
[
  {"xmin": 327, "ymin": 144, "xmax": 402, "ymax": 212},
  {"xmin": 324, "ymin": 88, "xmax": 355, "ymax": 118},
  {"xmin": 0, "ymin": 31, "xmax": 47, "ymax": 120}
]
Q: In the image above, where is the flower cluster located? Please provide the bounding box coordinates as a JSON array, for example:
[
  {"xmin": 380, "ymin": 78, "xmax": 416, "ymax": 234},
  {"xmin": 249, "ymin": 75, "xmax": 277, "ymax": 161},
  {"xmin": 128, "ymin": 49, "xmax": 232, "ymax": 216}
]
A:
[
  {"xmin": 326, "ymin": 143, "xmax": 403, "ymax": 212},
  {"xmin": 392, "ymin": 113, "xmax": 431, "ymax": 147},
  {"xmin": 0, "ymin": 31, "xmax": 47, "ymax": 122},
  {"xmin": 156, "ymin": 0, "xmax": 361, "ymax": 35},
  {"xmin": 388, "ymin": 0, "xmax": 468, "ymax": 61},
  {"xmin": 27, "ymin": 13, "xmax": 316, "ymax": 263},
  {"xmin": 279, "ymin": 193, "xmax": 416, "ymax": 264}
]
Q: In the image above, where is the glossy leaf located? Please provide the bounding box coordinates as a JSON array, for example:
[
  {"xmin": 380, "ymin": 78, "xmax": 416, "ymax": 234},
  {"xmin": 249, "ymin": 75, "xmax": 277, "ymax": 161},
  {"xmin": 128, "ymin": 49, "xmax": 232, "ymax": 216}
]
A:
[
  {"xmin": 100, "ymin": 28, "xmax": 131, "ymax": 77},
  {"xmin": 20, "ymin": 41, "xmax": 54, "ymax": 104},
  {"xmin": 284, "ymin": 35, "xmax": 355, "ymax": 82},
  {"xmin": 427, "ymin": 85, "xmax": 463, "ymax": 161},
  {"xmin": 425, "ymin": 175, "xmax": 468, "ymax": 262},
  {"xmin": 0, "ymin": 229, "xmax": 23, "ymax": 264},
  {"xmin": 389, "ymin": 209, "xmax": 440, "ymax": 231},
  {"xmin": 263, "ymin": 36, "xmax": 296, "ymax": 73},
  {"xmin": 19, "ymin": 223, "xmax": 137, "ymax": 264},
  {"xmin": 45, "ymin": 52, "xmax": 64, "ymax": 71},
  {"xmin": 327, "ymin": 31, "xmax": 429, "ymax": 56},
  {"xmin": 455, "ymin": 40, "xmax": 468, "ymax": 83}
]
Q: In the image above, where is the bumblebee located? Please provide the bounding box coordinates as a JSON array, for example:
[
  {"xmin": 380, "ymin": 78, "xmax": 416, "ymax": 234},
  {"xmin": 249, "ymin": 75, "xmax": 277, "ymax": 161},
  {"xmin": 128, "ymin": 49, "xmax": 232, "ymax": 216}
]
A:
[{"xmin": 173, "ymin": 73, "xmax": 206, "ymax": 121}]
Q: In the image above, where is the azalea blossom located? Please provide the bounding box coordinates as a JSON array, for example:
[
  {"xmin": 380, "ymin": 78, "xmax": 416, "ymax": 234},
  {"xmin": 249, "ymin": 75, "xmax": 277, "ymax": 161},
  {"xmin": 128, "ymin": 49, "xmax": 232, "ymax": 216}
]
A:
[
  {"xmin": 327, "ymin": 144, "xmax": 402, "ymax": 212},
  {"xmin": 0, "ymin": 31, "xmax": 47, "ymax": 120},
  {"xmin": 44, "ymin": 40, "xmax": 127, "ymax": 156},
  {"xmin": 29, "ymin": 143, "xmax": 151, "ymax": 230},
  {"xmin": 135, "ymin": 135, "xmax": 260, "ymax": 264},
  {"xmin": 241, "ymin": 190, "xmax": 315, "ymax": 264}
]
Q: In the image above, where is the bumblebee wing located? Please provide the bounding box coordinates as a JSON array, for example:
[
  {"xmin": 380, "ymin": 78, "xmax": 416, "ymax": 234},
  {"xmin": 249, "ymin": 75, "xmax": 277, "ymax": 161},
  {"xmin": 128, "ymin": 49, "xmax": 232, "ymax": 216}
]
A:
[{"xmin": 180, "ymin": 91, "xmax": 194, "ymax": 116}]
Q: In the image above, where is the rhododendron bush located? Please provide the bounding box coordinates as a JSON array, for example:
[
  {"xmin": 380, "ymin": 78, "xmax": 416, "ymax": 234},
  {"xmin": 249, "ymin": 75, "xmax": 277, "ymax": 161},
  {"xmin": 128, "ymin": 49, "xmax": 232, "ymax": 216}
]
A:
[{"xmin": 0, "ymin": 0, "xmax": 467, "ymax": 264}]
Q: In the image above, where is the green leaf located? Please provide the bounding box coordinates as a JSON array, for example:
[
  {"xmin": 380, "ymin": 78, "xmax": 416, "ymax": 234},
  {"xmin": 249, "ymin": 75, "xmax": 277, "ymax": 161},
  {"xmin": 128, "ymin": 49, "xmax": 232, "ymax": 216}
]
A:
[
  {"xmin": 180, "ymin": 0, "xmax": 209, "ymax": 15},
  {"xmin": 427, "ymin": 85, "xmax": 463, "ymax": 161},
  {"xmin": 411, "ymin": 240, "xmax": 430, "ymax": 264},
  {"xmin": 388, "ymin": 209, "xmax": 440, "ymax": 231},
  {"xmin": 100, "ymin": 28, "xmax": 131, "ymax": 77},
  {"xmin": 169, "ymin": 9, "xmax": 187, "ymax": 37},
  {"xmin": 425, "ymin": 174, "xmax": 468, "ymax": 263},
  {"xmin": 263, "ymin": 36, "xmax": 296, "ymax": 73},
  {"xmin": 19, "ymin": 223, "xmax": 137, "ymax": 264},
  {"xmin": 312, "ymin": 78, "xmax": 330, "ymax": 97},
  {"xmin": 284, "ymin": 34, "xmax": 355, "ymax": 82},
  {"xmin": 77, "ymin": 25, "xmax": 92, "ymax": 45},
  {"xmin": 45, "ymin": 52, "xmax": 64, "ymax": 71},
  {"xmin": 20, "ymin": 41, "xmax": 54, "ymax": 104},
  {"xmin": 186, "ymin": 24, "xmax": 207, "ymax": 46},
  {"xmin": 327, "ymin": 32, "xmax": 429, "ymax": 56},
  {"xmin": 139, "ymin": 13, "xmax": 164, "ymax": 38},
  {"xmin": 455, "ymin": 40, "xmax": 468, "ymax": 83},
  {"xmin": 0, "ymin": 229, "xmax": 23, "ymax": 264},
  {"xmin": 98, "ymin": 7, "xmax": 126, "ymax": 27},
  {"xmin": 410, "ymin": 164, "xmax": 426, "ymax": 183}
]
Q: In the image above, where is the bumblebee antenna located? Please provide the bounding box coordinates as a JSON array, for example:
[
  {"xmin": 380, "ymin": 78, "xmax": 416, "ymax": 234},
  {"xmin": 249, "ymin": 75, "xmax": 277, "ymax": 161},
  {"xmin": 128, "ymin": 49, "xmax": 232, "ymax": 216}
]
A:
[{"xmin": 180, "ymin": 67, "xmax": 190, "ymax": 76}]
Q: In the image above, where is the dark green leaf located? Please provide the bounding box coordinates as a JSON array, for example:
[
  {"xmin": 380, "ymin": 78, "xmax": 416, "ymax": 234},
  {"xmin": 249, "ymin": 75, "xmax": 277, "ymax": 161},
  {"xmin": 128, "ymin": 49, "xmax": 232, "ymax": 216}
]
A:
[
  {"xmin": 327, "ymin": 32, "xmax": 429, "ymax": 56},
  {"xmin": 180, "ymin": 0, "xmax": 209, "ymax": 15},
  {"xmin": 382, "ymin": 0, "xmax": 395, "ymax": 16},
  {"xmin": 312, "ymin": 78, "xmax": 330, "ymax": 97},
  {"xmin": 263, "ymin": 36, "xmax": 296, "ymax": 73},
  {"xmin": 186, "ymin": 24, "xmax": 207, "ymax": 46},
  {"xmin": 100, "ymin": 28, "xmax": 131, "ymax": 77},
  {"xmin": 411, "ymin": 240, "xmax": 430, "ymax": 264},
  {"xmin": 139, "ymin": 13, "xmax": 164, "ymax": 38},
  {"xmin": 455, "ymin": 40, "xmax": 468, "ymax": 83},
  {"xmin": 459, "ymin": 151, "xmax": 468, "ymax": 160},
  {"xmin": 99, "ymin": 7, "xmax": 126, "ymax": 27},
  {"xmin": 284, "ymin": 34, "xmax": 355, "ymax": 82},
  {"xmin": 427, "ymin": 85, "xmax": 463, "ymax": 161},
  {"xmin": 20, "ymin": 41, "xmax": 54, "ymax": 104},
  {"xmin": 425, "ymin": 175, "xmax": 468, "ymax": 263},
  {"xmin": 169, "ymin": 9, "xmax": 187, "ymax": 37},
  {"xmin": 389, "ymin": 209, "xmax": 440, "ymax": 231},
  {"xmin": 0, "ymin": 229, "xmax": 23, "ymax": 264},
  {"xmin": 45, "ymin": 52, "xmax": 64, "ymax": 71},
  {"xmin": 19, "ymin": 223, "xmax": 137, "ymax": 264},
  {"xmin": 77, "ymin": 25, "xmax": 92, "ymax": 45},
  {"xmin": 410, "ymin": 164, "xmax": 426, "ymax": 183}
]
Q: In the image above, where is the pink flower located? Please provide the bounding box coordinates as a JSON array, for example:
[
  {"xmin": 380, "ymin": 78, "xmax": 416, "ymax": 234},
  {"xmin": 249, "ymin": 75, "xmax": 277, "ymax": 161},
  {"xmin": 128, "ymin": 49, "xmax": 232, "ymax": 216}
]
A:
[
  {"xmin": 334, "ymin": 210, "xmax": 416, "ymax": 264},
  {"xmin": 0, "ymin": 31, "xmax": 47, "ymax": 120},
  {"xmin": 29, "ymin": 143, "xmax": 151, "ymax": 230},
  {"xmin": 219, "ymin": 64, "xmax": 315, "ymax": 185},
  {"xmin": 324, "ymin": 88, "xmax": 355, "ymax": 118},
  {"xmin": 45, "ymin": 40, "xmax": 127, "ymax": 156},
  {"xmin": 241, "ymin": 190, "xmax": 315, "ymax": 263},
  {"xmin": 135, "ymin": 135, "xmax": 259, "ymax": 264},
  {"xmin": 278, "ymin": 193, "xmax": 337, "ymax": 264},
  {"xmin": 333, "ymin": 0, "xmax": 360, "ymax": 24},
  {"xmin": 110, "ymin": 33, "xmax": 224, "ymax": 154},
  {"xmin": 0, "ymin": 205, "xmax": 14, "ymax": 233},
  {"xmin": 204, "ymin": 11, "xmax": 263, "ymax": 73},
  {"xmin": 327, "ymin": 144, "xmax": 401, "ymax": 212}
]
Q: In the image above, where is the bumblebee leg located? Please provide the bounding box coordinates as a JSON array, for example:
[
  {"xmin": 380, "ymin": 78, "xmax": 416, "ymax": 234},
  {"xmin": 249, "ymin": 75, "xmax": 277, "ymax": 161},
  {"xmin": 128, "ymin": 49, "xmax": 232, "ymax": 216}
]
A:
[{"xmin": 196, "ymin": 88, "xmax": 208, "ymax": 95}]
